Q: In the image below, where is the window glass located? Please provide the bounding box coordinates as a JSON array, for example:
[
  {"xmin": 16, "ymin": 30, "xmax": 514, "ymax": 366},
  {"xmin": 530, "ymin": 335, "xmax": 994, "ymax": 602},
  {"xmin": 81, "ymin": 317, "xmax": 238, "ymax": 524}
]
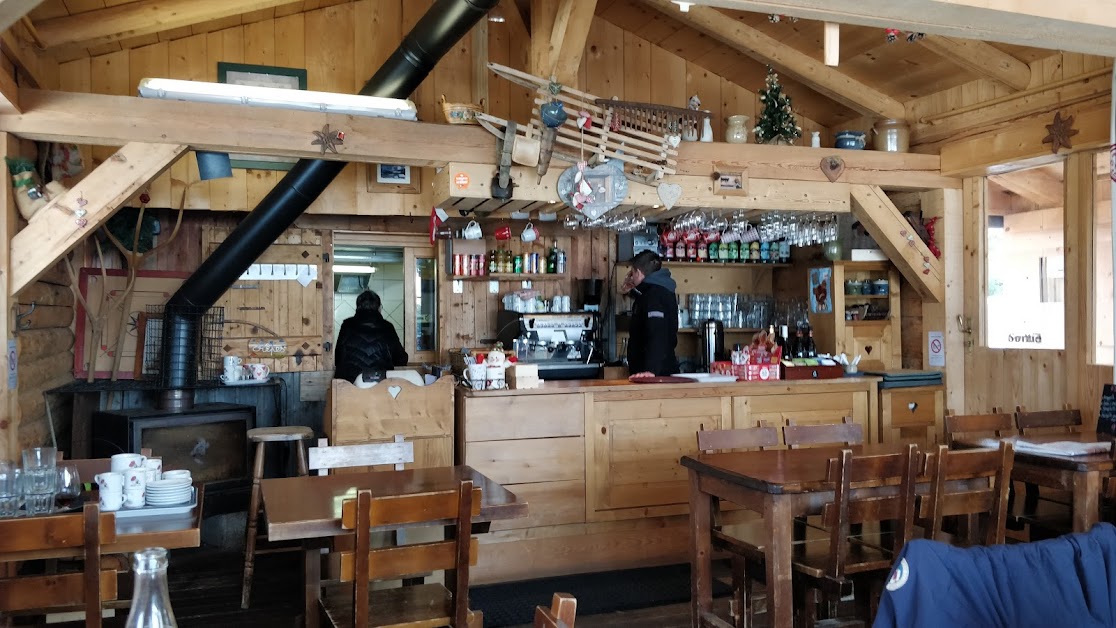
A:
[
  {"xmin": 986, "ymin": 163, "xmax": 1065, "ymax": 349},
  {"xmin": 1095, "ymin": 154, "xmax": 1114, "ymax": 364},
  {"xmin": 415, "ymin": 257, "xmax": 437, "ymax": 353}
]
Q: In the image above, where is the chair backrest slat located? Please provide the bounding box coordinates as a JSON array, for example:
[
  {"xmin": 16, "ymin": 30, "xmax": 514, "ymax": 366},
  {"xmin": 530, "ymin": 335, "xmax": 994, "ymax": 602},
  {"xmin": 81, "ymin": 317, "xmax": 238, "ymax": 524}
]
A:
[
  {"xmin": 340, "ymin": 487, "xmax": 482, "ymax": 528},
  {"xmin": 1015, "ymin": 407, "xmax": 1082, "ymax": 435},
  {"xmin": 534, "ymin": 593, "xmax": 577, "ymax": 628},
  {"xmin": 786, "ymin": 418, "xmax": 863, "ymax": 450},
  {"xmin": 943, "ymin": 412, "xmax": 1015, "ymax": 446},
  {"xmin": 309, "ymin": 436, "xmax": 415, "ymax": 474},
  {"xmin": 339, "ymin": 538, "xmax": 479, "ymax": 581},
  {"xmin": 696, "ymin": 426, "xmax": 780, "ymax": 452}
]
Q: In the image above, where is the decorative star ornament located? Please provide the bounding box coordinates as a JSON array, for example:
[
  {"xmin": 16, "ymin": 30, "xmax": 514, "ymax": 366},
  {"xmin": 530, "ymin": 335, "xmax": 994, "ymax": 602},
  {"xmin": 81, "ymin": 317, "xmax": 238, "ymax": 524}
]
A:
[
  {"xmin": 311, "ymin": 124, "xmax": 344, "ymax": 155},
  {"xmin": 1042, "ymin": 112, "xmax": 1078, "ymax": 154}
]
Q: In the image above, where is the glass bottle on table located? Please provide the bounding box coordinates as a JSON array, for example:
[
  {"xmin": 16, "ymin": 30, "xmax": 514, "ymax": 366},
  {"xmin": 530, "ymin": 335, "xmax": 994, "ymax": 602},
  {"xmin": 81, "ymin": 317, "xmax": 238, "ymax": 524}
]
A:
[
  {"xmin": 125, "ymin": 547, "xmax": 178, "ymax": 628},
  {"xmin": 802, "ymin": 326, "xmax": 817, "ymax": 359}
]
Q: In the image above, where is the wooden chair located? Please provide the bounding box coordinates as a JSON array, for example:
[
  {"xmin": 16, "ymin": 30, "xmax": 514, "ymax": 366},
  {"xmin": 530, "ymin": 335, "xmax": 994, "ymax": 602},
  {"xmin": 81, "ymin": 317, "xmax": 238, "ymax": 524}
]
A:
[
  {"xmin": 309, "ymin": 436, "xmax": 415, "ymax": 475},
  {"xmin": 320, "ymin": 480, "xmax": 482, "ymax": 628},
  {"xmin": 783, "ymin": 417, "xmax": 864, "ymax": 450},
  {"xmin": 0, "ymin": 504, "xmax": 117, "ymax": 627},
  {"xmin": 943, "ymin": 411, "xmax": 1015, "ymax": 447},
  {"xmin": 533, "ymin": 593, "xmax": 576, "ymax": 628},
  {"xmin": 695, "ymin": 425, "xmax": 781, "ymax": 627},
  {"xmin": 1014, "ymin": 406, "xmax": 1082, "ymax": 436},
  {"xmin": 792, "ymin": 444, "xmax": 919, "ymax": 626},
  {"xmin": 919, "ymin": 442, "xmax": 1014, "ymax": 546},
  {"xmin": 1013, "ymin": 406, "xmax": 1082, "ymax": 532}
]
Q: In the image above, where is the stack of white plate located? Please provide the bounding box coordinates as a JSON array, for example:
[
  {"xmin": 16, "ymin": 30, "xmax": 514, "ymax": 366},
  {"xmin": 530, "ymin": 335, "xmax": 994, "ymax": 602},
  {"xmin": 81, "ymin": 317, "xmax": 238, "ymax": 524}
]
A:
[{"xmin": 145, "ymin": 478, "xmax": 193, "ymax": 506}]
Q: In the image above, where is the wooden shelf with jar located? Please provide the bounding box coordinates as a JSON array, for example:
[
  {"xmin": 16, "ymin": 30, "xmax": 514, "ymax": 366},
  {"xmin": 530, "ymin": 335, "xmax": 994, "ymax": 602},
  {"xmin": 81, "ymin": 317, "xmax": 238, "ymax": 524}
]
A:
[
  {"xmin": 807, "ymin": 260, "xmax": 901, "ymax": 371},
  {"xmin": 451, "ymin": 273, "xmax": 567, "ymax": 281},
  {"xmin": 678, "ymin": 327, "xmax": 762, "ymax": 335},
  {"xmin": 662, "ymin": 261, "xmax": 791, "ymax": 269}
]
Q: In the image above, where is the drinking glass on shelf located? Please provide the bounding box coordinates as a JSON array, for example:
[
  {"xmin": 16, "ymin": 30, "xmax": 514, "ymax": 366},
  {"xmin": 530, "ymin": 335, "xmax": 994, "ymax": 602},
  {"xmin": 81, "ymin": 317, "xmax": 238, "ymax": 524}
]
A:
[
  {"xmin": 21, "ymin": 446, "xmax": 56, "ymax": 515},
  {"xmin": 56, "ymin": 464, "xmax": 81, "ymax": 510},
  {"xmin": 0, "ymin": 462, "xmax": 20, "ymax": 517}
]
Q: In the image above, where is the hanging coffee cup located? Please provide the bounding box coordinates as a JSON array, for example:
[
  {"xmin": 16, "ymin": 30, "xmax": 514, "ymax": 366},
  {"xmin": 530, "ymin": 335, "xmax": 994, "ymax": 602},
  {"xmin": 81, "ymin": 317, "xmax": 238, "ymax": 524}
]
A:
[
  {"xmin": 521, "ymin": 222, "xmax": 540, "ymax": 243},
  {"xmin": 494, "ymin": 225, "xmax": 512, "ymax": 240},
  {"xmin": 461, "ymin": 220, "xmax": 483, "ymax": 240}
]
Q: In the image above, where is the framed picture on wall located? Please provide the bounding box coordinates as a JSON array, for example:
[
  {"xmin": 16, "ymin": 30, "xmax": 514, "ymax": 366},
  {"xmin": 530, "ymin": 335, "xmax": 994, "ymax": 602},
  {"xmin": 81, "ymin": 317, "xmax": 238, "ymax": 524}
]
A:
[
  {"xmin": 809, "ymin": 267, "xmax": 833, "ymax": 314},
  {"xmin": 217, "ymin": 62, "xmax": 308, "ymax": 171},
  {"xmin": 367, "ymin": 163, "xmax": 421, "ymax": 194}
]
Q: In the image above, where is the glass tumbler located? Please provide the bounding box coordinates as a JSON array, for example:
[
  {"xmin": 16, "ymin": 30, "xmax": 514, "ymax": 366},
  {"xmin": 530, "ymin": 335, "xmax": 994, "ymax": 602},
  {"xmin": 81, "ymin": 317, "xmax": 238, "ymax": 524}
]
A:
[
  {"xmin": 21, "ymin": 446, "xmax": 57, "ymax": 515},
  {"xmin": 56, "ymin": 464, "xmax": 82, "ymax": 510},
  {"xmin": 0, "ymin": 462, "xmax": 19, "ymax": 517}
]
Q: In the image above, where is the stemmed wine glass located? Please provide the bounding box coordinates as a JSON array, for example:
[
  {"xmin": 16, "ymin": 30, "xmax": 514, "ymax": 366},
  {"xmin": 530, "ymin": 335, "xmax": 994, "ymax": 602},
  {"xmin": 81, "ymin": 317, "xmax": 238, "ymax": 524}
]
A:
[{"xmin": 56, "ymin": 464, "xmax": 81, "ymax": 511}]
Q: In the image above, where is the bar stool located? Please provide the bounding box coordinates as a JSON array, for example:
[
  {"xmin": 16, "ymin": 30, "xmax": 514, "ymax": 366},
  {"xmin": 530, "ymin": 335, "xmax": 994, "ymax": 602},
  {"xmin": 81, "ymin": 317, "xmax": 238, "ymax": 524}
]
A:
[{"xmin": 241, "ymin": 425, "xmax": 314, "ymax": 609}]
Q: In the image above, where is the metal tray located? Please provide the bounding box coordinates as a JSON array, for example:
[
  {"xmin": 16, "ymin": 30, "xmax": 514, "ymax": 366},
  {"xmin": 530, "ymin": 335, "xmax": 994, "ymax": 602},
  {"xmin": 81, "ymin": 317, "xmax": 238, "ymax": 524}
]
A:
[{"xmin": 114, "ymin": 487, "xmax": 197, "ymax": 519}]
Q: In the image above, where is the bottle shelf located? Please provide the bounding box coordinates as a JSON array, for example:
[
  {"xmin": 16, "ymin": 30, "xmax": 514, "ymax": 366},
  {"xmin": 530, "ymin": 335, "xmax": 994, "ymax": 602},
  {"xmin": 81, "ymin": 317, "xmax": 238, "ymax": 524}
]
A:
[
  {"xmin": 451, "ymin": 273, "xmax": 567, "ymax": 281},
  {"xmin": 679, "ymin": 327, "xmax": 762, "ymax": 334},
  {"xmin": 843, "ymin": 294, "xmax": 891, "ymax": 299},
  {"xmin": 845, "ymin": 319, "xmax": 890, "ymax": 326},
  {"xmin": 662, "ymin": 261, "xmax": 791, "ymax": 269}
]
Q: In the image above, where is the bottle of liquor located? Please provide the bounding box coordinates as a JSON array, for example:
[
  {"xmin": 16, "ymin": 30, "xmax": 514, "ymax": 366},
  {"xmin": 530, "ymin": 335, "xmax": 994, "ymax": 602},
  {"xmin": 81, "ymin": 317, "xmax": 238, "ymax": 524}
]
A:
[
  {"xmin": 792, "ymin": 325, "xmax": 806, "ymax": 359},
  {"xmin": 556, "ymin": 247, "xmax": 567, "ymax": 274},
  {"xmin": 802, "ymin": 326, "xmax": 817, "ymax": 358},
  {"xmin": 775, "ymin": 324, "xmax": 790, "ymax": 360},
  {"xmin": 125, "ymin": 548, "xmax": 178, "ymax": 628},
  {"xmin": 546, "ymin": 241, "xmax": 558, "ymax": 274}
]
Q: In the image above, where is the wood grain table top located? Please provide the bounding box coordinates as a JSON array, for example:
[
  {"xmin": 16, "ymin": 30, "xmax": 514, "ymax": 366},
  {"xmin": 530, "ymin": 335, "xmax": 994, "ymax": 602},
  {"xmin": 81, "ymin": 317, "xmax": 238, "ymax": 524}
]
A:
[
  {"xmin": 261, "ymin": 465, "xmax": 528, "ymax": 542},
  {"xmin": 954, "ymin": 433, "xmax": 1116, "ymax": 472},
  {"xmin": 680, "ymin": 443, "xmax": 922, "ymax": 494}
]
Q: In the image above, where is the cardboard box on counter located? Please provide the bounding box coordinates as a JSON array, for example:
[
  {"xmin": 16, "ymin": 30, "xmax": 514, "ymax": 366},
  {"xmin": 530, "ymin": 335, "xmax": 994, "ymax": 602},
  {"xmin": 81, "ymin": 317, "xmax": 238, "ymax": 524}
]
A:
[{"xmin": 507, "ymin": 364, "xmax": 542, "ymax": 389}]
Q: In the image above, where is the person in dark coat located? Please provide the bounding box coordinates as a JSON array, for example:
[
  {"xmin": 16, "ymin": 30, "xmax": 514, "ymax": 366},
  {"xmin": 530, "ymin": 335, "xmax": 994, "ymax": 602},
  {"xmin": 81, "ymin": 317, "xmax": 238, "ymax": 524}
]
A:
[
  {"xmin": 622, "ymin": 250, "xmax": 678, "ymax": 377},
  {"xmin": 334, "ymin": 290, "xmax": 408, "ymax": 383}
]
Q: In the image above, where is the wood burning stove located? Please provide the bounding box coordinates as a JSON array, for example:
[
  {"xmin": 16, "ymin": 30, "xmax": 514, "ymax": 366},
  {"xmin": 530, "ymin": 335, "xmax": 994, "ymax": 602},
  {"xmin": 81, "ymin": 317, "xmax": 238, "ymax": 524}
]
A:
[{"xmin": 91, "ymin": 402, "xmax": 255, "ymax": 514}]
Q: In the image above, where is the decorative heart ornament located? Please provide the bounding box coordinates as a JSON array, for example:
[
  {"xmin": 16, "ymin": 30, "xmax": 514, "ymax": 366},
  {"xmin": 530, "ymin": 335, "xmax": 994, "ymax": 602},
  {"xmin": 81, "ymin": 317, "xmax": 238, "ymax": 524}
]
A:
[
  {"xmin": 864, "ymin": 345, "xmax": 873, "ymax": 355},
  {"xmin": 657, "ymin": 183, "xmax": 683, "ymax": 210},
  {"xmin": 666, "ymin": 134, "xmax": 681, "ymax": 148},
  {"xmin": 908, "ymin": 402, "xmax": 918, "ymax": 412},
  {"xmin": 820, "ymin": 156, "xmax": 845, "ymax": 182},
  {"xmin": 388, "ymin": 385, "xmax": 402, "ymax": 400}
]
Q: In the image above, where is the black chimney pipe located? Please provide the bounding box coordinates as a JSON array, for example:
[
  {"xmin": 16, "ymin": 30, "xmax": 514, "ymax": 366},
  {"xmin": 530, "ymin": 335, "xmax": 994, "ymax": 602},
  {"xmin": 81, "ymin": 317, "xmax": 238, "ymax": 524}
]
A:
[{"xmin": 159, "ymin": 0, "xmax": 498, "ymax": 405}]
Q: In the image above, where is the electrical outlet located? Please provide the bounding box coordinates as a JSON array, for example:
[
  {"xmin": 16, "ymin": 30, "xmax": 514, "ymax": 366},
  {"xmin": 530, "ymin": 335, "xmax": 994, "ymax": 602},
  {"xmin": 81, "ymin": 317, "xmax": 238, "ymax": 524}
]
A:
[
  {"xmin": 489, "ymin": 280, "xmax": 499, "ymax": 294},
  {"xmin": 453, "ymin": 279, "xmax": 464, "ymax": 294}
]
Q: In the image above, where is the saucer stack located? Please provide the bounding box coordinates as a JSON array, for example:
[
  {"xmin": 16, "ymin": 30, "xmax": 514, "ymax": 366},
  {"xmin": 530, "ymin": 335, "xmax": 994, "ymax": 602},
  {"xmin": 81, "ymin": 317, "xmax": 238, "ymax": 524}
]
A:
[{"xmin": 145, "ymin": 477, "xmax": 192, "ymax": 506}]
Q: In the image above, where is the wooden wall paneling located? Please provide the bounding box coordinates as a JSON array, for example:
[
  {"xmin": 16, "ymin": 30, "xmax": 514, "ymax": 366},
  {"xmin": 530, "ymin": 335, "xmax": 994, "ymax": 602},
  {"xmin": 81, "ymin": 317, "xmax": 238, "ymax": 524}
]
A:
[
  {"xmin": 648, "ymin": 44, "xmax": 686, "ymax": 109},
  {"xmin": 920, "ymin": 188, "xmax": 965, "ymax": 413},
  {"xmin": 166, "ymin": 34, "xmax": 210, "ymax": 210},
  {"xmin": 242, "ymin": 18, "xmax": 280, "ymax": 208},
  {"xmin": 56, "ymin": 58, "xmax": 94, "ymax": 185},
  {"xmin": 303, "ymin": 3, "xmax": 356, "ymax": 216},
  {"xmin": 685, "ymin": 61, "xmax": 721, "ymax": 140},
  {"xmin": 621, "ymin": 31, "xmax": 651, "ymax": 103},
  {"xmin": 129, "ymin": 42, "xmax": 173, "ymax": 207},
  {"xmin": 719, "ymin": 76, "xmax": 755, "ymax": 140},
  {"xmin": 206, "ymin": 27, "xmax": 248, "ymax": 211},
  {"xmin": 88, "ymin": 49, "xmax": 127, "ymax": 169},
  {"xmin": 581, "ymin": 18, "xmax": 624, "ymax": 100},
  {"xmin": 486, "ymin": 4, "xmax": 511, "ymax": 120},
  {"xmin": 401, "ymin": 0, "xmax": 435, "ymax": 122}
]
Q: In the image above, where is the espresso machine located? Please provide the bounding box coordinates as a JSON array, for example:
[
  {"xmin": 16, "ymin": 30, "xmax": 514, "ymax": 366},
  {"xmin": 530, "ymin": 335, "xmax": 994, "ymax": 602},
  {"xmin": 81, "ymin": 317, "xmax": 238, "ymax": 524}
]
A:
[{"xmin": 496, "ymin": 311, "xmax": 603, "ymax": 380}]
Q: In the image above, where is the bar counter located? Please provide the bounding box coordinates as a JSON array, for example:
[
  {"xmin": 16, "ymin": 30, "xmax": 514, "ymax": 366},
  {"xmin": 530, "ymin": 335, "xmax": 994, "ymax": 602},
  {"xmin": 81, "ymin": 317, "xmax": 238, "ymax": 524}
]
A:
[{"xmin": 454, "ymin": 375, "xmax": 881, "ymax": 583}]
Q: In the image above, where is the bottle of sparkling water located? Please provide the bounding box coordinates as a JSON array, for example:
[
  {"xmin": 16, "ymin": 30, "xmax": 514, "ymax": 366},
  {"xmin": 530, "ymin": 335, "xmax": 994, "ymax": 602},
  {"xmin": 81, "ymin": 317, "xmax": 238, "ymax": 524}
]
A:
[{"xmin": 125, "ymin": 548, "xmax": 178, "ymax": 628}]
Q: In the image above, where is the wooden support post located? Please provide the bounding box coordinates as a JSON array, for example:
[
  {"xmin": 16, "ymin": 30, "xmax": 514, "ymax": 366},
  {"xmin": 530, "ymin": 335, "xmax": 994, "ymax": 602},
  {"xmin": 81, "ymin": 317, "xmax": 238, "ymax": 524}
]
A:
[
  {"xmin": 0, "ymin": 132, "xmax": 19, "ymax": 458},
  {"xmin": 850, "ymin": 184, "xmax": 945, "ymax": 303},
  {"xmin": 9, "ymin": 142, "xmax": 188, "ymax": 296},
  {"xmin": 917, "ymin": 36, "xmax": 1030, "ymax": 92},
  {"xmin": 920, "ymin": 188, "xmax": 964, "ymax": 412},
  {"xmin": 1064, "ymin": 151, "xmax": 1094, "ymax": 422},
  {"xmin": 823, "ymin": 22, "xmax": 839, "ymax": 67}
]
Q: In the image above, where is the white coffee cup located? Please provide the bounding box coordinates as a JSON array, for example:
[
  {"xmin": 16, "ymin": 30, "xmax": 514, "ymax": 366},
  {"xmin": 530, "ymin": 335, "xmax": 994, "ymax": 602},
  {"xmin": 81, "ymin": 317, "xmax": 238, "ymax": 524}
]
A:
[
  {"xmin": 223, "ymin": 355, "xmax": 242, "ymax": 369},
  {"xmin": 462, "ymin": 220, "xmax": 483, "ymax": 240},
  {"xmin": 466, "ymin": 364, "xmax": 487, "ymax": 391},
  {"xmin": 95, "ymin": 472, "xmax": 124, "ymax": 493},
  {"xmin": 162, "ymin": 470, "xmax": 192, "ymax": 481},
  {"xmin": 247, "ymin": 363, "xmax": 270, "ymax": 380},
  {"xmin": 222, "ymin": 367, "xmax": 242, "ymax": 382},
  {"xmin": 144, "ymin": 457, "xmax": 163, "ymax": 475},
  {"xmin": 144, "ymin": 468, "xmax": 160, "ymax": 484},
  {"xmin": 100, "ymin": 491, "xmax": 124, "ymax": 512},
  {"xmin": 521, "ymin": 222, "xmax": 539, "ymax": 243},
  {"xmin": 111, "ymin": 453, "xmax": 147, "ymax": 473},
  {"xmin": 124, "ymin": 486, "xmax": 145, "ymax": 509}
]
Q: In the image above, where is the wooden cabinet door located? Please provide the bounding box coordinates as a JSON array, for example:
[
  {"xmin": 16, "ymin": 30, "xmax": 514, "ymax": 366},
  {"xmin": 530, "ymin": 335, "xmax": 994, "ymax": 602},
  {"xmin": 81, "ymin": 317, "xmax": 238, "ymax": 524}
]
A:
[
  {"xmin": 734, "ymin": 391, "xmax": 869, "ymax": 430},
  {"xmin": 841, "ymin": 321, "xmax": 898, "ymax": 371},
  {"xmin": 588, "ymin": 395, "xmax": 727, "ymax": 517}
]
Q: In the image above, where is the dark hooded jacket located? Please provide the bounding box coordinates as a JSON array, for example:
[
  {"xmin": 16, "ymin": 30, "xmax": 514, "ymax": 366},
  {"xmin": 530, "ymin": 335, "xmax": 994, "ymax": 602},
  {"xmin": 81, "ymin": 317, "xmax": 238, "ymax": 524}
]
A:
[
  {"xmin": 627, "ymin": 268, "xmax": 679, "ymax": 376},
  {"xmin": 333, "ymin": 310, "xmax": 408, "ymax": 382}
]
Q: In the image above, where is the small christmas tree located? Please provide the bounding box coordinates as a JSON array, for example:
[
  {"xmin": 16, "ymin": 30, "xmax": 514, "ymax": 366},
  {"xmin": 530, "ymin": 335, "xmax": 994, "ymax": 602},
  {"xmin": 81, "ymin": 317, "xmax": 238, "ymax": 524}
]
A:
[{"xmin": 754, "ymin": 67, "xmax": 802, "ymax": 145}]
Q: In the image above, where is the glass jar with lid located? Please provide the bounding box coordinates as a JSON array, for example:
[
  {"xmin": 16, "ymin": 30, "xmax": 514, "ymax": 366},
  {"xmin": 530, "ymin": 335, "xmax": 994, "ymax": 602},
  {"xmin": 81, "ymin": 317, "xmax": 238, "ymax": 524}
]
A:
[{"xmin": 872, "ymin": 119, "xmax": 910, "ymax": 152}]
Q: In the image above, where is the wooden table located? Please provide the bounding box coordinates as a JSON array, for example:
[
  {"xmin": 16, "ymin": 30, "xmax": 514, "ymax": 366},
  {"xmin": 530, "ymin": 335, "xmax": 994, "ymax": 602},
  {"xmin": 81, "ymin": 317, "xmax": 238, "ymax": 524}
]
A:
[
  {"xmin": 261, "ymin": 465, "xmax": 527, "ymax": 627},
  {"xmin": 954, "ymin": 433, "xmax": 1114, "ymax": 533},
  {"xmin": 681, "ymin": 443, "xmax": 915, "ymax": 628}
]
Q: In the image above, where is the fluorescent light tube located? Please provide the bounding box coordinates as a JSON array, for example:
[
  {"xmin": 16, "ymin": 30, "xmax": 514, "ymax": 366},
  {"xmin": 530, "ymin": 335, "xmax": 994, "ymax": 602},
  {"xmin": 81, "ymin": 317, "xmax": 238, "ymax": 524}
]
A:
[
  {"xmin": 137, "ymin": 78, "xmax": 418, "ymax": 120},
  {"xmin": 334, "ymin": 265, "xmax": 378, "ymax": 274}
]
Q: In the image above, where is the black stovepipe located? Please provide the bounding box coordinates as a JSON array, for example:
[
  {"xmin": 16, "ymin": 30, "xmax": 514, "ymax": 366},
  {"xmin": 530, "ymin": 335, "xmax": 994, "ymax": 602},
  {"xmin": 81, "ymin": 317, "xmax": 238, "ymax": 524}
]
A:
[{"xmin": 159, "ymin": 0, "xmax": 498, "ymax": 395}]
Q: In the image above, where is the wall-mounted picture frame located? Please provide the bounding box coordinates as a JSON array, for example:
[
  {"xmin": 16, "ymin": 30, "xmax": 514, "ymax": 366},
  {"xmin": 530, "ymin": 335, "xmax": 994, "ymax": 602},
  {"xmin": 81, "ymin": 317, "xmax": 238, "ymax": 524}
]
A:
[
  {"xmin": 367, "ymin": 163, "xmax": 421, "ymax": 194},
  {"xmin": 713, "ymin": 166, "xmax": 749, "ymax": 196},
  {"xmin": 217, "ymin": 62, "xmax": 308, "ymax": 171}
]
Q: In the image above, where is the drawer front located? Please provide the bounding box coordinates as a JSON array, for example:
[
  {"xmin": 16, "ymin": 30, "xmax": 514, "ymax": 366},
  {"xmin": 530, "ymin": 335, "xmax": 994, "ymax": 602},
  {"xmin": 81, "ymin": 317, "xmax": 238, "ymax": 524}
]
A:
[
  {"xmin": 734, "ymin": 391, "xmax": 868, "ymax": 428},
  {"xmin": 490, "ymin": 480, "xmax": 585, "ymax": 531},
  {"xmin": 464, "ymin": 394, "xmax": 584, "ymax": 441},
  {"xmin": 466, "ymin": 437, "xmax": 584, "ymax": 485},
  {"xmin": 884, "ymin": 388, "xmax": 941, "ymax": 428}
]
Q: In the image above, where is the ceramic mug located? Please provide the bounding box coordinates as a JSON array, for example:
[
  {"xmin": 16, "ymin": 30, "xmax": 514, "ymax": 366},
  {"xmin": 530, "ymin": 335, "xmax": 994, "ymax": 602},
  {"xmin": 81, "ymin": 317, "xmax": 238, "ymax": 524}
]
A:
[
  {"xmin": 110, "ymin": 453, "xmax": 146, "ymax": 473},
  {"xmin": 123, "ymin": 469, "xmax": 146, "ymax": 489},
  {"xmin": 99, "ymin": 490, "xmax": 124, "ymax": 512},
  {"xmin": 661, "ymin": 229, "xmax": 681, "ymax": 244},
  {"xmin": 162, "ymin": 470, "xmax": 192, "ymax": 481},
  {"xmin": 124, "ymin": 486, "xmax": 145, "ymax": 509},
  {"xmin": 222, "ymin": 355, "xmax": 242, "ymax": 369},
  {"xmin": 494, "ymin": 225, "xmax": 512, "ymax": 240},
  {"xmin": 95, "ymin": 471, "xmax": 124, "ymax": 493},
  {"xmin": 703, "ymin": 230, "xmax": 721, "ymax": 244},
  {"xmin": 461, "ymin": 220, "xmax": 483, "ymax": 240},
  {"xmin": 247, "ymin": 363, "xmax": 270, "ymax": 380},
  {"xmin": 521, "ymin": 222, "xmax": 539, "ymax": 243},
  {"xmin": 465, "ymin": 364, "xmax": 487, "ymax": 391},
  {"xmin": 683, "ymin": 229, "xmax": 702, "ymax": 244},
  {"xmin": 220, "ymin": 370, "xmax": 242, "ymax": 383}
]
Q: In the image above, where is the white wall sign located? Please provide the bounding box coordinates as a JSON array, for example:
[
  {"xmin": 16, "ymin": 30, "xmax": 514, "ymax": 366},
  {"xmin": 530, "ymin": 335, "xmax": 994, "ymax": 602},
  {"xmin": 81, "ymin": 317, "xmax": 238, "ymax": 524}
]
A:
[{"xmin": 927, "ymin": 331, "xmax": 945, "ymax": 367}]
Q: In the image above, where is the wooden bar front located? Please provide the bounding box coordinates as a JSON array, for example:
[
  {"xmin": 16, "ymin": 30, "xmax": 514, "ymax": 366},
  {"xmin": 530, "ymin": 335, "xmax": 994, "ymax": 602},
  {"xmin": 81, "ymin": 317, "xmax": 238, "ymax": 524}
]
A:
[{"xmin": 455, "ymin": 376, "xmax": 880, "ymax": 583}]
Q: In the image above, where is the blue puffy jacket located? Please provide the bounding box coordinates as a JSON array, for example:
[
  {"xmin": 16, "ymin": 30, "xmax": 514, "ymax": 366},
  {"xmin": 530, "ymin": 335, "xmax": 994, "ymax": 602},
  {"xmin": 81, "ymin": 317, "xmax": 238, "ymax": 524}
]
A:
[{"xmin": 874, "ymin": 523, "xmax": 1116, "ymax": 628}]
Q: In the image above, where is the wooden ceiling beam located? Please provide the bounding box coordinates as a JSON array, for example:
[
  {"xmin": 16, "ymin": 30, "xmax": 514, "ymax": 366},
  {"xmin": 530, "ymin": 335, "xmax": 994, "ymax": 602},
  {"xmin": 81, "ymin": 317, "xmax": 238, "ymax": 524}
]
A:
[
  {"xmin": 987, "ymin": 168, "xmax": 1063, "ymax": 209},
  {"xmin": 918, "ymin": 35, "xmax": 1030, "ymax": 92},
  {"xmin": 549, "ymin": 0, "xmax": 598, "ymax": 85},
  {"xmin": 681, "ymin": 0, "xmax": 1116, "ymax": 56},
  {"xmin": 641, "ymin": 0, "xmax": 905, "ymax": 120},
  {"xmin": 32, "ymin": 0, "xmax": 305, "ymax": 54},
  {"xmin": 0, "ymin": 0, "xmax": 44, "ymax": 35}
]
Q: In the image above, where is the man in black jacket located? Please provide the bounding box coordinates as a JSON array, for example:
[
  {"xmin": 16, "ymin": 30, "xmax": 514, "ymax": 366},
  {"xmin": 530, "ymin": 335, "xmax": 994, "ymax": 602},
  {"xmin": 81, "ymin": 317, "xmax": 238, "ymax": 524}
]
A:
[
  {"xmin": 622, "ymin": 250, "xmax": 678, "ymax": 377},
  {"xmin": 334, "ymin": 290, "xmax": 409, "ymax": 383}
]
